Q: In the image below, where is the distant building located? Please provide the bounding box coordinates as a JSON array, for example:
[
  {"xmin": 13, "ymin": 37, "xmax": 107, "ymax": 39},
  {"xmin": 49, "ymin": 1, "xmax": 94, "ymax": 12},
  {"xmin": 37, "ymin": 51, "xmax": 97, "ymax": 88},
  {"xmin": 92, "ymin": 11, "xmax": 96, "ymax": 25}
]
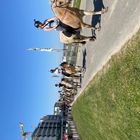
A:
[
  {"xmin": 54, "ymin": 102, "xmax": 61, "ymax": 115},
  {"xmin": 31, "ymin": 115, "xmax": 66, "ymax": 140},
  {"xmin": 54, "ymin": 101, "xmax": 69, "ymax": 118}
]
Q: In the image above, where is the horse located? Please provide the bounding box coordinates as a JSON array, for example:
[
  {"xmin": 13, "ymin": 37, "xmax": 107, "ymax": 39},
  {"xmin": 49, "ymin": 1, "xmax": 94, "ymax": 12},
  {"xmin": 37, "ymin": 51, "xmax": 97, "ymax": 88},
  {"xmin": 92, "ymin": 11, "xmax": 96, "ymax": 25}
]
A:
[
  {"xmin": 61, "ymin": 70, "xmax": 81, "ymax": 78},
  {"xmin": 59, "ymin": 30, "xmax": 96, "ymax": 44},
  {"xmin": 51, "ymin": 0, "xmax": 108, "ymax": 31},
  {"xmin": 60, "ymin": 62, "xmax": 82, "ymax": 75},
  {"xmin": 61, "ymin": 78, "xmax": 81, "ymax": 87},
  {"xmin": 50, "ymin": 0, "xmax": 99, "ymax": 29},
  {"xmin": 60, "ymin": 62, "xmax": 81, "ymax": 75}
]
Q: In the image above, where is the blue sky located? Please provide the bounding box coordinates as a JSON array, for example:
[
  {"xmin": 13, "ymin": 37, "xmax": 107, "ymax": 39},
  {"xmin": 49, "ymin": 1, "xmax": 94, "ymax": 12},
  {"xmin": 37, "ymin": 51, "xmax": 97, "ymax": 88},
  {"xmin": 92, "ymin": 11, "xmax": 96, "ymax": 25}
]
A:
[{"xmin": 0, "ymin": 0, "xmax": 63, "ymax": 139}]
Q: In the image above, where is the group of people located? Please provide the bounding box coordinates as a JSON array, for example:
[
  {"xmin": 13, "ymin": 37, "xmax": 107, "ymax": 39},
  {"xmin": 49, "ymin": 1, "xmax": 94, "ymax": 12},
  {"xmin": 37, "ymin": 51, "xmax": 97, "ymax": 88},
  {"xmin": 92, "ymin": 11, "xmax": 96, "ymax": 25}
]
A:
[
  {"xmin": 50, "ymin": 61, "xmax": 83, "ymax": 104},
  {"xmin": 55, "ymin": 76, "xmax": 81, "ymax": 104}
]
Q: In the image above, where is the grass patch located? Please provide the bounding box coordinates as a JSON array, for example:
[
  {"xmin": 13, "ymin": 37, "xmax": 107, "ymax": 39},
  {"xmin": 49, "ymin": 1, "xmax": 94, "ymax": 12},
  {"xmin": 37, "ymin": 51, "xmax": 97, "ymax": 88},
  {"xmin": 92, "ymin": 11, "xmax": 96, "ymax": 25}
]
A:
[
  {"xmin": 72, "ymin": 30, "xmax": 140, "ymax": 140},
  {"xmin": 73, "ymin": 0, "xmax": 81, "ymax": 8}
]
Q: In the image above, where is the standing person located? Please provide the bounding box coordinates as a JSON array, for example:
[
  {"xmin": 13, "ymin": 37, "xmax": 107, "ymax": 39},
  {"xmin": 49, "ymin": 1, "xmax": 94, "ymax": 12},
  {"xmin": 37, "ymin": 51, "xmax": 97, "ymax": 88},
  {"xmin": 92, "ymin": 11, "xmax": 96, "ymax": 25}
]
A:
[
  {"xmin": 34, "ymin": 17, "xmax": 79, "ymax": 37},
  {"xmin": 92, "ymin": 0, "xmax": 108, "ymax": 31}
]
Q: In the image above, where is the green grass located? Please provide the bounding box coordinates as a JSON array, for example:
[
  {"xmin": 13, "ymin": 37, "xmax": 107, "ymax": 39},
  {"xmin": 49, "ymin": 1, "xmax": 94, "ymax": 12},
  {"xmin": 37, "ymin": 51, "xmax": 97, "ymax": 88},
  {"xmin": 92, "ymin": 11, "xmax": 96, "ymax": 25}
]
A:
[
  {"xmin": 73, "ymin": 0, "xmax": 81, "ymax": 8},
  {"xmin": 72, "ymin": 30, "xmax": 140, "ymax": 140}
]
